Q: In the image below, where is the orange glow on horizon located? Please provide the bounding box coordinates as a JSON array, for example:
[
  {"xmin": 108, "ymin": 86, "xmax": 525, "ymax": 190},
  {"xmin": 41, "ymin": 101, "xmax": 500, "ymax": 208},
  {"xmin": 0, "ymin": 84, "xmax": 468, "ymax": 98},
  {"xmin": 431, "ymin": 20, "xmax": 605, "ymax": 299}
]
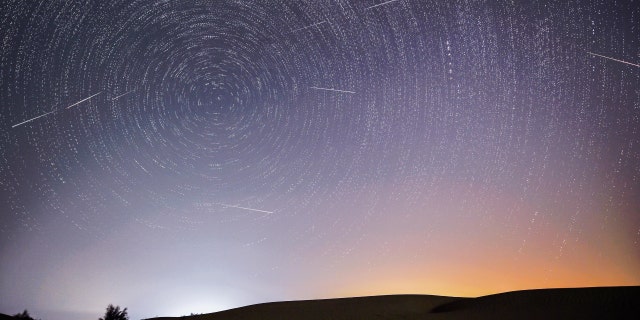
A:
[{"xmin": 303, "ymin": 179, "xmax": 640, "ymax": 299}]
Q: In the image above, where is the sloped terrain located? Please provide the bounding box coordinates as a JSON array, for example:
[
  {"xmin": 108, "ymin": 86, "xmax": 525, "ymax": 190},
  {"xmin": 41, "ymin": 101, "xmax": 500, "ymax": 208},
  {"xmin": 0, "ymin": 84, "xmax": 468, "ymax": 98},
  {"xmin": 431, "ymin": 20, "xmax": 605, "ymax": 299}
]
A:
[{"xmin": 149, "ymin": 286, "xmax": 640, "ymax": 320}]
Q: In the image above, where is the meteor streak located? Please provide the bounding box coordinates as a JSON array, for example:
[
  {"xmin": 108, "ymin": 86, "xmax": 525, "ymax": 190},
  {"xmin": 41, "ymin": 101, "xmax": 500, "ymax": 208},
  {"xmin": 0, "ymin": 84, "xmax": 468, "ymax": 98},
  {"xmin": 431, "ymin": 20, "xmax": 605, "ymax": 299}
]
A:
[
  {"xmin": 13, "ymin": 91, "xmax": 103, "ymax": 128},
  {"xmin": 587, "ymin": 52, "xmax": 640, "ymax": 68},
  {"xmin": 111, "ymin": 90, "xmax": 135, "ymax": 101},
  {"xmin": 289, "ymin": 21, "xmax": 327, "ymax": 33},
  {"xmin": 310, "ymin": 86, "xmax": 356, "ymax": 94},
  {"xmin": 365, "ymin": 0, "xmax": 402, "ymax": 10},
  {"xmin": 218, "ymin": 203, "xmax": 274, "ymax": 214},
  {"xmin": 66, "ymin": 92, "xmax": 102, "ymax": 109},
  {"xmin": 12, "ymin": 109, "xmax": 57, "ymax": 128}
]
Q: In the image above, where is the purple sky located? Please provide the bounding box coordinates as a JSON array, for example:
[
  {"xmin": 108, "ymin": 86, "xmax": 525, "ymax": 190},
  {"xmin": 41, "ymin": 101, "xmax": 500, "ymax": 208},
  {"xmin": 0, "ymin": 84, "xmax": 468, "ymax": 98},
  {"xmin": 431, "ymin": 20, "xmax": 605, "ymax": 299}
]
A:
[{"xmin": 1, "ymin": 1, "xmax": 639, "ymax": 320}]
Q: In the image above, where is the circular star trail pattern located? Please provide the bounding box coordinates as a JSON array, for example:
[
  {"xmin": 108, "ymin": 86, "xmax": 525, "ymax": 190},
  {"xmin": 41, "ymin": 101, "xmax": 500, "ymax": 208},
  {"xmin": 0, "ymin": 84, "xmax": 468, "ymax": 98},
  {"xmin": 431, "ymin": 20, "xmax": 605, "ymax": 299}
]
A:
[{"xmin": 1, "ymin": 1, "xmax": 639, "ymax": 320}]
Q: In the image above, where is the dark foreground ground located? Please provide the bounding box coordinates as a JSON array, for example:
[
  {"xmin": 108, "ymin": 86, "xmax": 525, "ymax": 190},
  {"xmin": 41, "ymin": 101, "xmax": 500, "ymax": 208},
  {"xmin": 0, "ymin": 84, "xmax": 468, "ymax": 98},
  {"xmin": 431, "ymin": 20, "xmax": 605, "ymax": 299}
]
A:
[
  {"xmin": 2, "ymin": 286, "xmax": 638, "ymax": 320},
  {"xmin": 149, "ymin": 286, "xmax": 640, "ymax": 320}
]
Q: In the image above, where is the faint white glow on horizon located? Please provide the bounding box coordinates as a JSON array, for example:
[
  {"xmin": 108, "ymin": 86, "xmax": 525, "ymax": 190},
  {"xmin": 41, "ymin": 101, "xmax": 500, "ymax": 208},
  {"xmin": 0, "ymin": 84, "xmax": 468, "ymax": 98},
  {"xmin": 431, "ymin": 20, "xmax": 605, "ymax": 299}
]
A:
[{"xmin": 163, "ymin": 295, "xmax": 236, "ymax": 318}]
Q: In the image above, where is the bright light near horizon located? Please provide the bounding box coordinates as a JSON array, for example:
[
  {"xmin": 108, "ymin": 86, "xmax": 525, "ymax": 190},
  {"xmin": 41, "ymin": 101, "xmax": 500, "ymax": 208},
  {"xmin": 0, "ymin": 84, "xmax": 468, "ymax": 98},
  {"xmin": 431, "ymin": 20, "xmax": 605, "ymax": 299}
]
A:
[{"xmin": 163, "ymin": 294, "xmax": 236, "ymax": 317}]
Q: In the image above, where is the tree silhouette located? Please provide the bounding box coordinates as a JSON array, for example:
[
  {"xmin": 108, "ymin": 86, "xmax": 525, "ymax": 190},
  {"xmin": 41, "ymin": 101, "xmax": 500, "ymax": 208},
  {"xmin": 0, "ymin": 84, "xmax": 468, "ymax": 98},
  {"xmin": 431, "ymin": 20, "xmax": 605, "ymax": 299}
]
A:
[
  {"xmin": 13, "ymin": 310, "xmax": 35, "ymax": 320},
  {"xmin": 99, "ymin": 305, "xmax": 128, "ymax": 320}
]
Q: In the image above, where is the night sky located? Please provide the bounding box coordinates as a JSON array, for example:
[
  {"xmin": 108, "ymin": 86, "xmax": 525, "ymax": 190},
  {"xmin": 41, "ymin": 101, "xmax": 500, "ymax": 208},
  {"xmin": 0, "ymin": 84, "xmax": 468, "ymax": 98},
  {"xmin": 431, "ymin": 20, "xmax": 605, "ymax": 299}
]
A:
[{"xmin": 1, "ymin": 1, "xmax": 639, "ymax": 319}]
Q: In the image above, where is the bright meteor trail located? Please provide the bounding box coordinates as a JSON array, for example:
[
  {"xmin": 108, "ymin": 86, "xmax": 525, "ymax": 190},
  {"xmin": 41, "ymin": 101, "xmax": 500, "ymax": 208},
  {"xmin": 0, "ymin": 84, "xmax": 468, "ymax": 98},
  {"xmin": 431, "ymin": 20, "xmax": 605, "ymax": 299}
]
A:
[
  {"xmin": 310, "ymin": 86, "xmax": 356, "ymax": 94},
  {"xmin": 111, "ymin": 90, "xmax": 135, "ymax": 101},
  {"xmin": 11, "ymin": 109, "xmax": 57, "ymax": 128},
  {"xmin": 65, "ymin": 92, "xmax": 102, "ymax": 109},
  {"xmin": 587, "ymin": 52, "xmax": 640, "ymax": 68},
  {"xmin": 365, "ymin": 0, "xmax": 402, "ymax": 10},
  {"xmin": 218, "ymin": 204, "xmax": 274, "ymax": 214},
  {"xmin": 288, "ymin": 21, "xmax": 328, "ymax": 34},
  {"xmin": 12, "ymin": 91, "xmax": 103, "ymax": 128}
]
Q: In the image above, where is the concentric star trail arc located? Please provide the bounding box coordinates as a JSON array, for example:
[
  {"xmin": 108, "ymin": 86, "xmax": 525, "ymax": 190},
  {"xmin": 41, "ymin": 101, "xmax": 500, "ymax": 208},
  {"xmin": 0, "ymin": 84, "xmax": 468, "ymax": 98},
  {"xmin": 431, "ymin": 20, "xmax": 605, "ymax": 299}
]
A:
[{"xmin": 1, "ymin": 2, "xmax": 639, "ymax": 320}]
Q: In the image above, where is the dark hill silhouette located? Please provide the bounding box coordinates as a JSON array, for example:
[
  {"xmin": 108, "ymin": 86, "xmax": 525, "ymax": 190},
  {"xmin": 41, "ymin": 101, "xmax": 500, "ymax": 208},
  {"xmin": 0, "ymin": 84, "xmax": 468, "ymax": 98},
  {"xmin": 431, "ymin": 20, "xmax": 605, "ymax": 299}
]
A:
[
  {"xmin": 151, "ymin": 294, "xmax": 460, "ymax": 320},
  {"xmin": 147, "ymin": 286, "xmax": 640, "ymax": 320},
  {"xmin": 430, "ymin": 286, "xmax": 640, "ymax": 319}
]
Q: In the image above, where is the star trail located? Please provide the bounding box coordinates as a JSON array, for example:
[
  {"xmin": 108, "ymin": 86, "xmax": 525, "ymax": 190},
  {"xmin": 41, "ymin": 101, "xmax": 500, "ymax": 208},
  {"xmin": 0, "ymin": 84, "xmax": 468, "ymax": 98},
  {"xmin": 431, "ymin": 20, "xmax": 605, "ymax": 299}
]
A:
[{"xmin": 1, "ymin": 1, "xmax": 639, "ymax": 320}]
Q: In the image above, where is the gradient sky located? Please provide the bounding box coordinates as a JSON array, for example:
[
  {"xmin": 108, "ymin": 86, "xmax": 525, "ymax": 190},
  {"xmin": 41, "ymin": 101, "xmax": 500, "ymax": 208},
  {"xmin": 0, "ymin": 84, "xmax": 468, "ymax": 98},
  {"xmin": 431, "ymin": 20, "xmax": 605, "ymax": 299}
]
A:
[{"xmin": 1, "ymin": 1, "xmax": 639, "ymax": 320}]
